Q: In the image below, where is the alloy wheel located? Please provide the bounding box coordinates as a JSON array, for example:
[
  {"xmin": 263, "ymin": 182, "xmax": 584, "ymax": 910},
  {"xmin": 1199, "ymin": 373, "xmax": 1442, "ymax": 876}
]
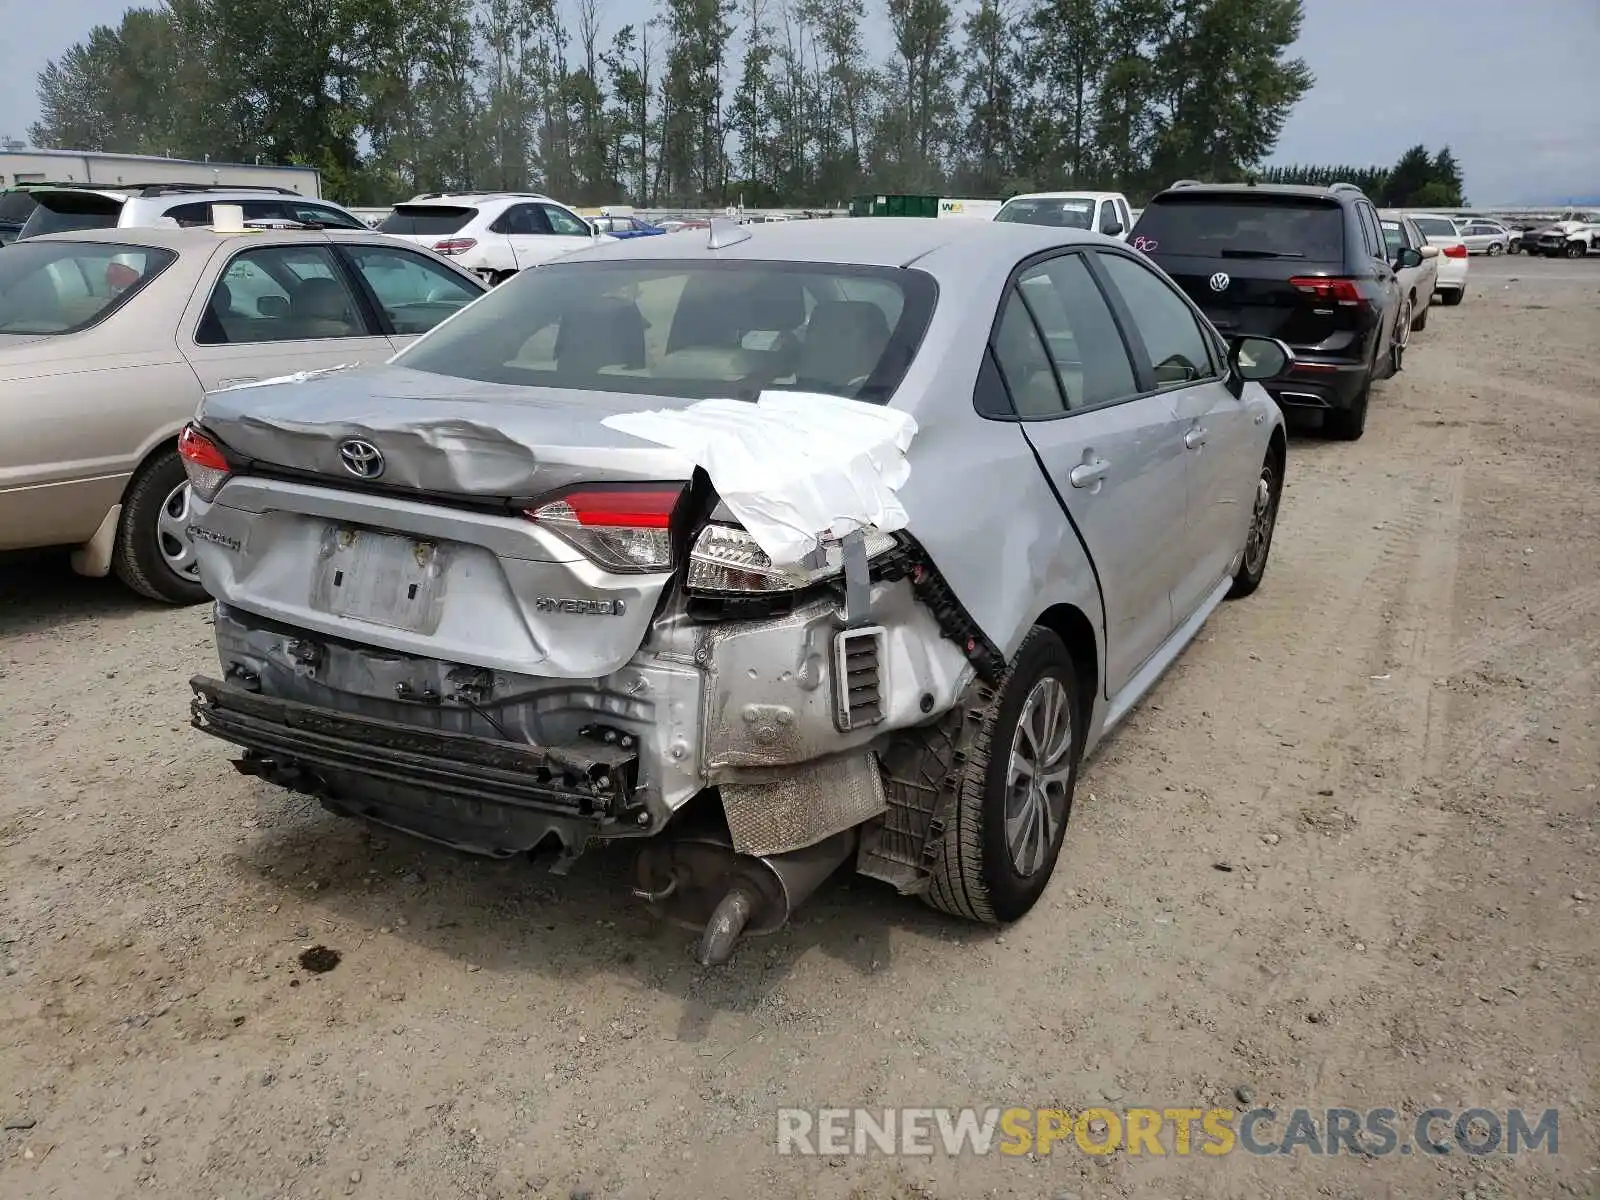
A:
[
  {"xmin": 1244, "ymin": 464, "xmax": 1277, "ymax": 578},
  {"xmin": 1004, "ymin": 677, "xmax": 1074, "ymax": 877}
]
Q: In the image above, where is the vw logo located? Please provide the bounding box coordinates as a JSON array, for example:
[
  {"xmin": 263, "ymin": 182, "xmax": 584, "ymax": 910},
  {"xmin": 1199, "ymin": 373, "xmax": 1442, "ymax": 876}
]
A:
[
  {"xmin": 338, "ymin": 439, "xmax": 385, "ymax": 479},
  {"xmin": 1208, "ymin": 272, "xmax": 1231, "ymax": 293}
]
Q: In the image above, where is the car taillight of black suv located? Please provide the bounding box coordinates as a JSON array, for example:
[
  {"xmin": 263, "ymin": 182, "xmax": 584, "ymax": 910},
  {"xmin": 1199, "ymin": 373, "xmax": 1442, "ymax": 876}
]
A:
[{"xmin": 1127, "ymin": 181, "xmax": 1419, "ymax": 441}]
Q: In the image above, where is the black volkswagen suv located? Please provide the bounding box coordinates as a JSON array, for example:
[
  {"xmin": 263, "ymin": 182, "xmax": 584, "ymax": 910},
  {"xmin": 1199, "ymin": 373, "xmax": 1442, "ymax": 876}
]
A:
[{"xmin": 1127, "ymin": 181, "xmax": 1419, "ymax": 440}]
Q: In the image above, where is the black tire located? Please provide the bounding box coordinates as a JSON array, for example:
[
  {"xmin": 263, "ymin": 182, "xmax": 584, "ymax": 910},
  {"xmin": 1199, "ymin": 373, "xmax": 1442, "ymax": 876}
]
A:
[
  {"xmin": 1324, "ymin": 366, "xmax": 1371, "ymax": 441},
  {"xmin": 1410, "ymin": 301, "xmax": 1429, "ymax": 332},
  {"xmin": 1564, "ymin": 241, "xmax": 1586, "ymax": 259},
  {"xmin": 1389, "ymin": 296, "xmax": 1411, "ymax": 375},
  {"xmin": 112, "ymin": 448, "xmax": 209, "ymax": 605},
  {"xmin": 1228, "ymin": 450, "xmax": 1283, "ymax": 599},
  {"xmin": 1487, "ymin": 243, "xmax": 1503, "ymax": 256},
  {"xmin": 1439, "ymin": 288, "xmax": 1464, "ymax": 307},
  {"xmin": 924, "ymin": 627, "xmax": 1081, "ymax": 924}
]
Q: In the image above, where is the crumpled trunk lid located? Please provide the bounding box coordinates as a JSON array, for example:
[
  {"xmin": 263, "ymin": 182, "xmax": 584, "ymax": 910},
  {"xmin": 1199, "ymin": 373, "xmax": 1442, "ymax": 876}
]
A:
[{"xmin": 198, "ymin": 363, "xmax": 695, "ymax": 498}]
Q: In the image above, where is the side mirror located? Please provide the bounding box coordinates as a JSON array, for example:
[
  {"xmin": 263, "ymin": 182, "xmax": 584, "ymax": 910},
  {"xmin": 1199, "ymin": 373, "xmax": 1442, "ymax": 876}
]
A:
[
  {"xmin": 1101, "ymin": 220, "xmax": 1124, "ymax": 237},
  {"xmin": 1394, "ymin": 246, "xmax": 1424, "ymax": 269},
  {"xmin": 1229, "ymin": 334, "xmax": 1293, "ymax": 382},
  {"xmin": 1420, "ymin": 244, "xmax": 1440, "ymax": 259}
]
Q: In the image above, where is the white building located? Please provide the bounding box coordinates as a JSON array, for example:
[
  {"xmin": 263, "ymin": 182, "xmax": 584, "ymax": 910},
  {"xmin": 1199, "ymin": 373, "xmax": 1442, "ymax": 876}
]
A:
[{"xmin": 0, "ymin": 148, "xmax": 322, "ymax": 197}]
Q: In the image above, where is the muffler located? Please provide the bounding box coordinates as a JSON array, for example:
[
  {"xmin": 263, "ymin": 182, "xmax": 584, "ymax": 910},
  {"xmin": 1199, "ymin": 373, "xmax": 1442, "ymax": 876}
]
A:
[{"xmin": 633, "ymin": 827, "xmax": 858, "ymax": 966}]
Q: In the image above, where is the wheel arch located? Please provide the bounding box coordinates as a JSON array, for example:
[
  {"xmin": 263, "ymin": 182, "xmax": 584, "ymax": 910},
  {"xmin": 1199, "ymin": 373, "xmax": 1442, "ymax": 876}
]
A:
[
  {"xmin": 1030, "ymin": 602, "xmax": 1099, "ymax": 747},
  {"xmin": 122, "ymin": 423, "xmax": 188, "ymax": 503}
]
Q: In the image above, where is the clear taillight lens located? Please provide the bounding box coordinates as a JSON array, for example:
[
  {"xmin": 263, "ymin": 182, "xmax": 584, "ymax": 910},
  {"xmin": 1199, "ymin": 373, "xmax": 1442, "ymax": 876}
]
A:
[
  {"xmin": 178, "ymin": 424, "xmax": 230, "ymax": 501},
  {"xmin": 687, "ymin": 524, "xmax": 897, "ymax": 593},
  {"xmin": 525, "ymin": 485, "xmax": 684, "ymax": 573}
]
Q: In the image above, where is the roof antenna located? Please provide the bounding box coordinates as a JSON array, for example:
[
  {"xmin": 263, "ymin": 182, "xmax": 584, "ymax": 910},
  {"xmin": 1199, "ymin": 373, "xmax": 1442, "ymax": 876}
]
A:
[{"xmin": 707, "ymin": 215, "xmax": 751, "ymax": 250}]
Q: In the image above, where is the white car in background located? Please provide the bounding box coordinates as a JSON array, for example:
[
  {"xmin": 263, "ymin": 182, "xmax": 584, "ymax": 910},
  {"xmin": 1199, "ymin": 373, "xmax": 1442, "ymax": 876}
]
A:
[
  {"xmin": 14, "ymin": 184, "xmax": 371, "ymax": 239},
  {"xmin": 993, "ymin": 191, "xmax": 1134, "ymax": 240},
  {"xmin": 1381, "ymin": 215, "xmax": 1439, "ymax": 333},
  {"xmin": 377, "ymin": 193, "xmax": 615, "ymax": 285},
  {"xmin": 1402, "ymin": 213, "xmax": 1470, "ymax": 307}
]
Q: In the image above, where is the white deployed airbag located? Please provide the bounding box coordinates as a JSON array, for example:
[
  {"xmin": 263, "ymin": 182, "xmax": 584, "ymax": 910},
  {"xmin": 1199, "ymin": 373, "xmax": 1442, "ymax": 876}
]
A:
[{"xmin": 602, "ymin": 391, "xmax": 917, "ymax": 566}]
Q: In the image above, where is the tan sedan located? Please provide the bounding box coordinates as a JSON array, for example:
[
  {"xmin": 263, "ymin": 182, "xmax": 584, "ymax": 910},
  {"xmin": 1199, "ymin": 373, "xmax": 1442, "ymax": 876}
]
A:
[{"xmin": 0, "ymin": 225, "xmax": 485, "ymax": 601}]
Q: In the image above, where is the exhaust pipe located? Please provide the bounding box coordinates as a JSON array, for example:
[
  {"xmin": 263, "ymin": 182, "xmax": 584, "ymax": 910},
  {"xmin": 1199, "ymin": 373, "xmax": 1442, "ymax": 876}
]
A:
[{"xmin": 633, "ymin": 828, "xmax": 858, "ymax": 966}]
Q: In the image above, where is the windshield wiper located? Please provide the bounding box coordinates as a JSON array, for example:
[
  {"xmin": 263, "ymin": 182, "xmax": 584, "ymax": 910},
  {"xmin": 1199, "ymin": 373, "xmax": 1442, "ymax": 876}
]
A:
[{"xmin": 1219, "ymin": 247, "xmax": 1304, "ymax": 259}]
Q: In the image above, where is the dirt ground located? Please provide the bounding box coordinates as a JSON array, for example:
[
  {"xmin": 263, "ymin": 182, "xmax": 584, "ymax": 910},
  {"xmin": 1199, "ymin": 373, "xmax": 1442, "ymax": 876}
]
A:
[{"xmin": 2, "ymin": 254, "xmax": 1596, "ymax": 1200}]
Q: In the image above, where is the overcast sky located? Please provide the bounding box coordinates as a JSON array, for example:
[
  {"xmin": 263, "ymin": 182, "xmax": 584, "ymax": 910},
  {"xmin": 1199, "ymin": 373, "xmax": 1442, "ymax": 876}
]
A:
[{"xmin": 2, "ymin": 0, "xmax": 1596, "ymax": 204}]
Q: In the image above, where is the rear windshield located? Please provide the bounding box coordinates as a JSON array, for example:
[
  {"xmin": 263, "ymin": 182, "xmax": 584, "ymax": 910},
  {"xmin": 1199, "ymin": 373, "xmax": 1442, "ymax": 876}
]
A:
[
  {"xmin": 1410, "ymin": 216, "xmax": 1458, "ymax": 237},
  {"xmin": 0, "ymin": 190, "xmax": 39, "ymax": 226},
  {"xmin": 994, "ymin": 197, "xmax": 1095, "ymax": 229},
  {"xmin": 1130, "ymin": 196, "xmax": 1345, "ymax": 260},
  {"xmin": 16, "ymin": 191, "xmax": 124, "ymax": 238},
  {"xmin": 0, "ymin": 240, "xmax": 176, "ymax": 334},
  {"xmin": 395, "ymin": 259, "xmax": 938, "ymax": 404},
  {"xmin": 378, "ymin": 205, "xmax": 476, "ymax": 235}
]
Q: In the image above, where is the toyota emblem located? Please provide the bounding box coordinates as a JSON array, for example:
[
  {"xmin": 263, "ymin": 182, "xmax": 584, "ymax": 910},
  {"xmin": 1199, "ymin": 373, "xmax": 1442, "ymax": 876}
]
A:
[
  {"xmin": 1208, "ymin": 271, "xmax": 1231, "ymax": 293},
  {"xmin": 338, "ymin": 439, "xmax": 385, "ymax": 479}
]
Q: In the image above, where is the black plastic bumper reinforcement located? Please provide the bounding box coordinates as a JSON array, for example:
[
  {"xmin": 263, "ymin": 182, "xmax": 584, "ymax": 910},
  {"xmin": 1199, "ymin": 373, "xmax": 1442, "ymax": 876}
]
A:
[{"xmin": 189, "ymin": 675, "xmax": 638, "ymax": 819}]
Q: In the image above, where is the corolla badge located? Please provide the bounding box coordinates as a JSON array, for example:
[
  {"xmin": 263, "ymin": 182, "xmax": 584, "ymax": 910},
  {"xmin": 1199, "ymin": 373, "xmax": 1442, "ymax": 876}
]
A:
[
  {"xmin": 338, "ymin": 439, "xmax": 385, "ymax": 479},
  {"xmin": 1209, "ymin": 272, "xmax": 1231, "ymax": 292}
]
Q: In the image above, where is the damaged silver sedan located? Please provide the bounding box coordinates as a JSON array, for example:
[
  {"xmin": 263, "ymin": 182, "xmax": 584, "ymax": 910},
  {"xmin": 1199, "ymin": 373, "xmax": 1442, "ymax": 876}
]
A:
[{"xmin": 182, "ymin": 217, "xmax": 1292, "ymax": 963}]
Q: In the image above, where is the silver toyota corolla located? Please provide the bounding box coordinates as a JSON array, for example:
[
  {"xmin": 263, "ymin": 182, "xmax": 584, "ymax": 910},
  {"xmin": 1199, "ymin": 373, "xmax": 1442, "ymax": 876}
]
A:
[{"xmin": 181, "ymin": 217, "xmax": 1291, "ymax": 963}]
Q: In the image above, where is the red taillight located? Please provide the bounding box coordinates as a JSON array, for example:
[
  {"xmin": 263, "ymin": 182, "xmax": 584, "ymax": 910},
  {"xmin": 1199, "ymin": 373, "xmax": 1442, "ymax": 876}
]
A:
[
  {"xmin": 1288, "ymin": 276, "xmax": 1365, "ymax": 306},
  {"xmin": 1442, "ymin": 243, "xmax": 1468, "ymax": 258},
  {"xmin": 432, "ymin": 237, "xmax": 477, "ymax": 255},
  {"xmin": 178, "ymin": 424, "xmax": 230, "ymax": 500},
  {"xmin": 525, "ymin": 484, "xmax": 685, "ymax": 573}
]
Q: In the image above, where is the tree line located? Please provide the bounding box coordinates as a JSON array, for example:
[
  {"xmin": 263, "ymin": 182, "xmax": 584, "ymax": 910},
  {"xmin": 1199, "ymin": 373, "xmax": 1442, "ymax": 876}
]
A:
[
  {"xmin": 1257, "ymin": 144, "xmax": 1466, "ymax": 207},
  {"xmin": 26, "ymin": 0, "xmax": 1316, "ymax": 208}
]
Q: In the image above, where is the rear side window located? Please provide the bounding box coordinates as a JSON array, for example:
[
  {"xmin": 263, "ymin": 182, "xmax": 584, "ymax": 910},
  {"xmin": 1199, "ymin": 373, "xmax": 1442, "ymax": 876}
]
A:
[
  {"xmin": 0, "ymin": 191, "xmax": 38, "ymax": 225},
  {"xmin": 0, "ymin": 240, "xmax": 175, "ymax": 334},
  {"xmin": 378, "ymin": 205, "xmax": 477, "ymax": 236},
  {"xmin": 1131, "ymin": 196, "xmax": 1345, "ymax": 262},
  {"xmin": 196, "ymin": 245, "xmax": 372, "ymax": 345},
  {"xmin": 395, "ymin": 259, "xmax": 936, "ymax": 405},
  {"xmin": 17, "ymin": 191, "xmax": 124, "ymax": 238}
]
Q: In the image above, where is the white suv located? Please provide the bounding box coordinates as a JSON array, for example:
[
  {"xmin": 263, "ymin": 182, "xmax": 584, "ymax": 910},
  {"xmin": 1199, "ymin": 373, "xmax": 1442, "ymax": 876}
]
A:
[
  {"xmin": 15, "ymin": 184, "xmax": 371, "ymax": 238},
  {"xmin": 377, "ymin": 192, "xmax": 613, "ymax": 284}
]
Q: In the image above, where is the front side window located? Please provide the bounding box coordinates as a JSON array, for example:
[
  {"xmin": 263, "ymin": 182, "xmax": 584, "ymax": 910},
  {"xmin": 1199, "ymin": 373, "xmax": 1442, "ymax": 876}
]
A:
[
  {"xmin": 394, "ymin": 260, "xmax": 936, "ymax": 404},
  {"xmin": 995, "ymin": 197, "xmax": 1097, "ymax": 230},
  {"xmin": 1013, "ymin": 255, "xmax": 1137, "ymax": 409},
  {"xmin": 196, "ymin": 244, "xmax": 370, "ymax": 345},
  {"xmin": 284, "ymin": 201, "xmax": 367, "ymax": 230},
  {"xmin": 1095, "ymin": 252, "xmax": 1215, "ymax": 387},
  {"xmin": 0, "ymin": 240, "xmax": 175, "ymax": 334},
  {"xmin": 540, "ymin": 204, "xmax": 591, "ymax": 236},
  {"xmin": 342, "ymin": 243, "xmax": 482, "ymax": 335}
]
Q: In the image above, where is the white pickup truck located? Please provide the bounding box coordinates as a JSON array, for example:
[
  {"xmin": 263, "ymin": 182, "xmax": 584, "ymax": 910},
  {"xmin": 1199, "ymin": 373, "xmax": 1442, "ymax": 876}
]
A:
[{"xmin": 992, "ymin": 191, "xmax": 1134, "ymax": 240}]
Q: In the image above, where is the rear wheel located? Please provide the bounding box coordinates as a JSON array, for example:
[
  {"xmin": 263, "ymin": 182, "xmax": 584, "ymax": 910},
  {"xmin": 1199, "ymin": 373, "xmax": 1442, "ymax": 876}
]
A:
[
  {"xmin": 1487, "ymin": 242, "xmax": 1503, "ymax": 256},
  {"xmin": 1439, "ymin": 288, "xmax": 1464, "ymax": 307},
  {"xmin": 1410, "ymin": 300, "xmax": 1429, "ymax": 332},
  {"xmin": 1390, "ymin": 296, "xmax": 1412, "ymax": 373},
  {"xmin": 112, "ymin": 448, "xmax": 209, "ymax": 605},
  {"xmin": 1565, "ymin": 241, "xmax": 1586, "ymax": 259},
  {"xmin": 924, "ymin": 628, "xmax": 1081, "ymax": 924}
]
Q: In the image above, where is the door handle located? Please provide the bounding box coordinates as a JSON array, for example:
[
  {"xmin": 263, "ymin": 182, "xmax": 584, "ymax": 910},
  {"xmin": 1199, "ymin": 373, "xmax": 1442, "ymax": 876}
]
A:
[
  {"xmin": 1184, "ymin": 427, "xmax": 1208, "ymax": 449},
  {"xmin": 1068, "ymin": 459, "xmax": 1110, "ymax": 488}
]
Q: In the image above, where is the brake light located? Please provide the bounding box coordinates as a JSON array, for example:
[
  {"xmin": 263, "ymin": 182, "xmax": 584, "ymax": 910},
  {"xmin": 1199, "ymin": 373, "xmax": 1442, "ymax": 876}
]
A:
[
  {"xmin": 525, "ymin": 484, "xmax": 684, "ymax": 573},
  {"xmin": 1441, "ymin": 243, "xmax": 1468, "ymax": 258},
  {"xmin": 432, "ymin": 237, "xmax": 477, "ymax": 255},
  {"xmin": 1288, "ymin": 276, "xmax": 1365, "ymax": 306},
  {"xmin": 177, "ymin": 424, "xmax": 230, "ymax": 501}
]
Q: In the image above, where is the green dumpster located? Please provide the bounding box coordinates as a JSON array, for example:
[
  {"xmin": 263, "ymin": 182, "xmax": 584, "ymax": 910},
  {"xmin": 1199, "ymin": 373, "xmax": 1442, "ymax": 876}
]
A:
[{"xmin": 849, "ymin": 194, "xmax": 940, "ymax": 218}]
